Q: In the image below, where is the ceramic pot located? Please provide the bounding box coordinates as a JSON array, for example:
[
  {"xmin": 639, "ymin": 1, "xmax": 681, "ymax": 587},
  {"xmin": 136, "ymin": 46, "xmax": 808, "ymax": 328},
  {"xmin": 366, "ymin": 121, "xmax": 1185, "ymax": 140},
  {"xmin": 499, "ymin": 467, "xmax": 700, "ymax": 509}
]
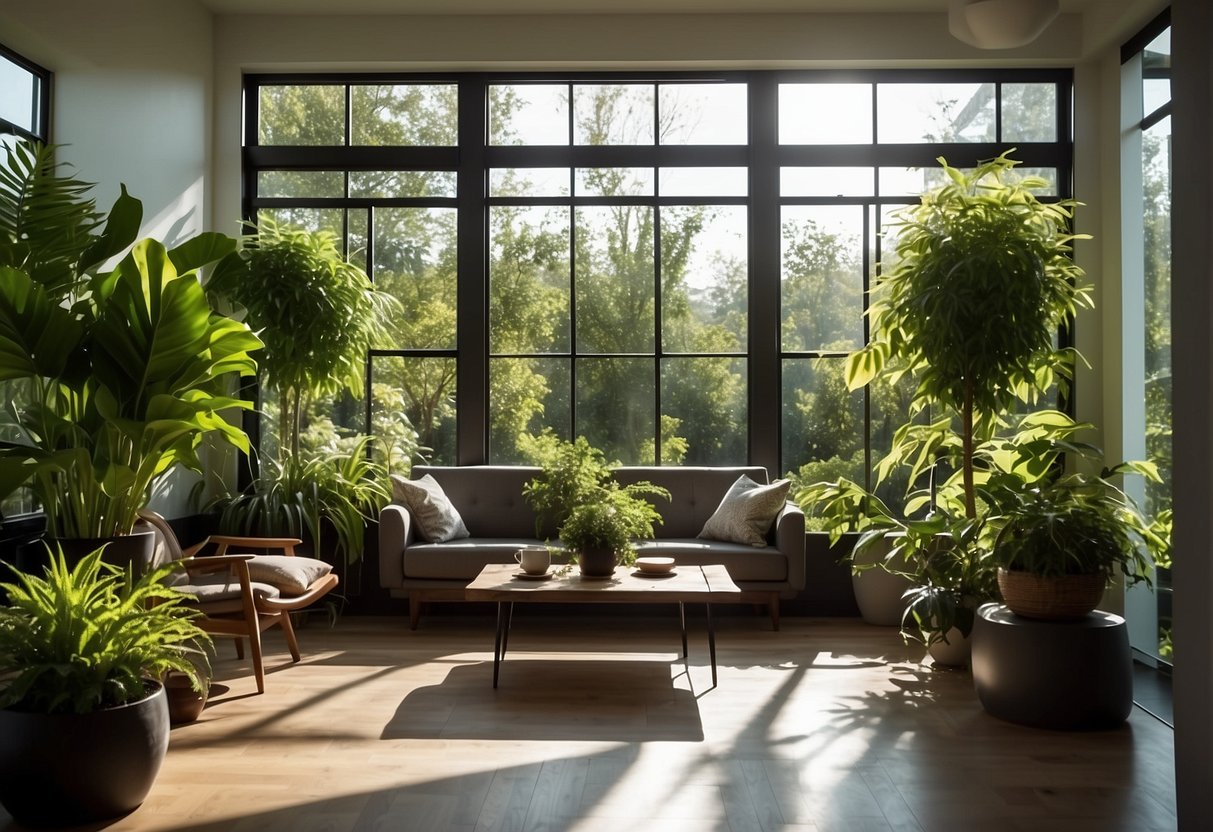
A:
[
  {"xmin": 0, "ymin": 681, "xmax": 170, "ymax": 826},
  {"xmin": 577, "ymin": 547, "xmax": 618, "ymax": 578},
  {"xmin": 851, "ymin": 535, "xmax": 914, "ymax": 626},
  {"xmin": 927, "ymin": 627, "xmax": 972, "ymax": 668},
  {"xmin": 51, "ymin": 523, "xmax": 157, "ymax": 574},
  {"xmin": 164, "ymin": 672, "xmax": 208, "ymax": 725}
]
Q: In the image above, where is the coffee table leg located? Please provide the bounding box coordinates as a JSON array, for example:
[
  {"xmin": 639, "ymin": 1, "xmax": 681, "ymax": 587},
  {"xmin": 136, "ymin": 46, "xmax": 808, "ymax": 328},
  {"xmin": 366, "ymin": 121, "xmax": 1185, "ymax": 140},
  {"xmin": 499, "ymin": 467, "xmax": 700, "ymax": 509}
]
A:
[
  {"xmin": 493, "ymin": 601, "xmax": 505, "ymax": 689},
  {"xmin": 706, "ymin": 602, "xmax": 718, "ymax": 688},
  {"xmin": 502, "ymin": 601, "xmax": 514, "ymax": 658},
  {"xmin": 679, "ymin": 602, "xmax": 688, "ymax": 658}
]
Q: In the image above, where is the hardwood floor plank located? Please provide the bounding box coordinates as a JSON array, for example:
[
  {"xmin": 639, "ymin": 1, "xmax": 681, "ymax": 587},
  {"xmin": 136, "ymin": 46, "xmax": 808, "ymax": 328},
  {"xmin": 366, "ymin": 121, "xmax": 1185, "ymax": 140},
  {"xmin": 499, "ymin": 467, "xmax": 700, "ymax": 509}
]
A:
[{"xmin": 0, "ymin": 616, "xmax": 1174, "ymax": 832}]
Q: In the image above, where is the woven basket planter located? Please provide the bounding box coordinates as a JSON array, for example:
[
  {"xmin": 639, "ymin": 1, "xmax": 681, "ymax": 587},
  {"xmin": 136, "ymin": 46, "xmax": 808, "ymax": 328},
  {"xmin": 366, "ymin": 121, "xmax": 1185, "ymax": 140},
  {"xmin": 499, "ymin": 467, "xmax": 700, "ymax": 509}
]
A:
[{"xmin": 997, "ymin": 568, "xmax": 1106, "ymax": 620}]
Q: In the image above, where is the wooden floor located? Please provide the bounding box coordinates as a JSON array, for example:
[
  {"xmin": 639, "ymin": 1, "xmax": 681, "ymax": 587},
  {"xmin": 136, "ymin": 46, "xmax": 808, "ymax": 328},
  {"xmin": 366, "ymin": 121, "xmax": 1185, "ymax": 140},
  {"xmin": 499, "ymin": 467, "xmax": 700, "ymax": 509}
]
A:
[{"xmin": 3, "ymin": 614, "xmax": 1177, "ymax": 832}]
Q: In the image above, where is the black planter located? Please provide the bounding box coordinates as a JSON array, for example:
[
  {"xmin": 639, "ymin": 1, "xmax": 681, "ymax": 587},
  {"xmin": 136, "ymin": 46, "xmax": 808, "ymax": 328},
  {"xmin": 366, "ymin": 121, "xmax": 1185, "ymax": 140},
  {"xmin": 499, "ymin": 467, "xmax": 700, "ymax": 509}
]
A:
[
  {"xmin": 0, "ymin": 682, "xmax": 170, "ymax": 827},
  {"xmin": 50, "ymin": 525, "xmax": 157, "ymax": 574},
  {"xmin": 577, "ymin": 547, "xmax": 618, "ymax": 578}
]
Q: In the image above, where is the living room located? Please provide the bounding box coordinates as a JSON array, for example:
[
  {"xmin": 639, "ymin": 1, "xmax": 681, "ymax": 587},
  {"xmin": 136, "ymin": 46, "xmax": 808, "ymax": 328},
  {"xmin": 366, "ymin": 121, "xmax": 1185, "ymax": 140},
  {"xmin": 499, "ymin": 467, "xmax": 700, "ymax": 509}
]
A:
[{"xmin": 0, "ymin": 0, "xmax": 1209, "ymax": 829}]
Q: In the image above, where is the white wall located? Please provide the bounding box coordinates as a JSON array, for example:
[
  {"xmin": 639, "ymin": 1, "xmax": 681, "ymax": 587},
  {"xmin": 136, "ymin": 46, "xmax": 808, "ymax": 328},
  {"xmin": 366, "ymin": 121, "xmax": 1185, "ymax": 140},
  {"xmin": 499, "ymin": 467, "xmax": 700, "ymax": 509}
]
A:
[
  {"xmin": 0, "ymin": 0, "xmax": 215, "ymax": 517},
  {"xmin": 0, "ymin": 0, "xmax": 213, "ymax": 246}
]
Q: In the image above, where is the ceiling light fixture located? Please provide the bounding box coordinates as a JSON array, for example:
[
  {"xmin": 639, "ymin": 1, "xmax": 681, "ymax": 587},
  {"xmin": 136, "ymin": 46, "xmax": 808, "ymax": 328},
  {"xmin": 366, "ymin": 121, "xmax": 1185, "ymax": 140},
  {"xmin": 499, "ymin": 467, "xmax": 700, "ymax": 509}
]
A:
[{"xmin": 948, "ymin": 0, "xmax": 1061, "ymax": 50}]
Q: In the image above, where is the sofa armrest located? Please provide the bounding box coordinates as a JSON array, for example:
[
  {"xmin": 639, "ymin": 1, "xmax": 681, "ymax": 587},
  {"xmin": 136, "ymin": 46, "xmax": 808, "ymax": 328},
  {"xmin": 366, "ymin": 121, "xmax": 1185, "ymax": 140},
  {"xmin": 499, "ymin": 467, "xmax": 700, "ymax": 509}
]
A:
[
  {"xmin": 378, "ymin": 504, "xmax": 414, "ymax": 589},
  {"xmin": 772, "ymin": 501, "xmax": 806, "ymax": 591}
]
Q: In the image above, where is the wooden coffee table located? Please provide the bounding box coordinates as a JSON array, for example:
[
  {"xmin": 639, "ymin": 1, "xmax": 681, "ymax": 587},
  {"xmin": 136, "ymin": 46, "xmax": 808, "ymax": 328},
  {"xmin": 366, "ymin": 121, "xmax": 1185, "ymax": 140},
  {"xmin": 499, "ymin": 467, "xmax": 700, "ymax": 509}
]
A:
[{"xmin": 464, "ymin": 563, "xmax": 741, "ymax": 689}]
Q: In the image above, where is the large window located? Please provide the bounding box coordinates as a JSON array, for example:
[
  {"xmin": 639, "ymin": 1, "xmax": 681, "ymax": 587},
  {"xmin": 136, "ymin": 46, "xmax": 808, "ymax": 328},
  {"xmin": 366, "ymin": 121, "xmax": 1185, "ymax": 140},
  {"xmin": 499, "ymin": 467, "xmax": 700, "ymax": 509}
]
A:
[
  {"xmin": 244, "ymin": 71, "xmax": 1072, "ymax": 480},
  {"xmin": 0, "ymin": 45, "xmax": 50, "ymax": 520}
]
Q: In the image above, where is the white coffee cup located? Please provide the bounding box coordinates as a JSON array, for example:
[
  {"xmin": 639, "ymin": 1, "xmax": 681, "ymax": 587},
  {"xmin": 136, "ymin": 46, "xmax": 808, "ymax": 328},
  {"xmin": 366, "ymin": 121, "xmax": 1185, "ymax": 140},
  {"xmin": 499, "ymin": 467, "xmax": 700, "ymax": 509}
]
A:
[{"xmin": 514, "ymin": 547, "xmax": 550, "ymax": 575}]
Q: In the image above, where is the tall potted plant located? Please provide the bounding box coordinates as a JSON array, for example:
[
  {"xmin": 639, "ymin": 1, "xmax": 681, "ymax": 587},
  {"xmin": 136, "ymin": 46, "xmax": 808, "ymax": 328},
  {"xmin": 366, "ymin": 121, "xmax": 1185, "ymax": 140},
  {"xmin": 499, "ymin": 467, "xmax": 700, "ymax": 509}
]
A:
[
  {"xmin": 0, "ymin": 140, "xmax": 262, "ymax": 563},
  {"xmin": 0, "ymin": 548, "xmax": 210, "ymax": 826},
  {"xmin": 205, "ymin": 217, "xmax": 401, "ymax": 571}
]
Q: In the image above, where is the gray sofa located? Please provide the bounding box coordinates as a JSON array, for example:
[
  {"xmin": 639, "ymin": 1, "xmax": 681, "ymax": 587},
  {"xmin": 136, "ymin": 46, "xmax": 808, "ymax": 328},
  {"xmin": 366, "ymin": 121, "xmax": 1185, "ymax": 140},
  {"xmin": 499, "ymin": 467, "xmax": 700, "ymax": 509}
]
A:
[{"xmin": 378, "ymin": 465, "xmax": 806, "ymax": 629}]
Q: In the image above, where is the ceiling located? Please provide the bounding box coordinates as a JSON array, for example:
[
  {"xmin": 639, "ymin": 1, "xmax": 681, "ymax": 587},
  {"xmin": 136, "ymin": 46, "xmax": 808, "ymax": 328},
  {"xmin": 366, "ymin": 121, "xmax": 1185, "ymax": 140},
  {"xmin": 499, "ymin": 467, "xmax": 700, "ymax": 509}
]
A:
[{"xmin": 198, "ymin": 0, "xmax": 1102, "ymax": 15}]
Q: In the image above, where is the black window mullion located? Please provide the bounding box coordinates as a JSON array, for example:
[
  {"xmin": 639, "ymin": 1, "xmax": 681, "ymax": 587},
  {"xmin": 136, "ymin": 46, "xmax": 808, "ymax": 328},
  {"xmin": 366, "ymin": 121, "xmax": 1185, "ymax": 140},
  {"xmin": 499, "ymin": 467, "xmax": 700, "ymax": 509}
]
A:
[
  {"xmin": 748, "ymin": 75, "xmax": 781, "ymax": 478},
  {"xmin": 457, "ymin": 78, "xmax": 488, "ymax": 464}
]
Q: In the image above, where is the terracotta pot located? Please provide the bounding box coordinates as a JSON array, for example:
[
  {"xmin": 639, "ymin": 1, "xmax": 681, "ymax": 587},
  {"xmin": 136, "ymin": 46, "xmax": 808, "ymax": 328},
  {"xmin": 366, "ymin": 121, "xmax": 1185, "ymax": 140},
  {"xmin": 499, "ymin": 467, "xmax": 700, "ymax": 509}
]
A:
[
  {"xmin": 998, "ymin": 568, "xmax": 1105, "ymax": 620},
  {"xmin": 165, "ymin": 672, "xmax": 209, "ymax": 725},
  {"xmin": 0, "ymin": 682, "xmax": 170, "ymax": 826},
  {"xmin": 577, "ymin": 547, "xmax": 618, "ymax": 578}
]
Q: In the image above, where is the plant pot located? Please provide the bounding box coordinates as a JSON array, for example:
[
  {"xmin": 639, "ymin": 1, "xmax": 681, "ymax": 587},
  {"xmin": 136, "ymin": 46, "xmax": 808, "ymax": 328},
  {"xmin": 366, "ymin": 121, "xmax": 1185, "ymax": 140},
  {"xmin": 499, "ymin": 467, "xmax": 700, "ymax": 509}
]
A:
[
  {"xmin": 577, "ymin": 547, "xmax": 618, "ymax": 578},
  {"xmin": 927, "ymin": 627, "xmax": 971, "ymax": 667},
  {"xmin": 851, "ymin": 535, "xmax": 914, "ymax": 626},
  {"xmin": 51, "ymin": 523, "xmax": 157, "ymax": 574},
  {"xmin": 998, "ymin": 568, "xmax": 1105, "ymax": 621},
  {"xmin": 0, "ymin": 681, "xmax": 170, "ymax": 826},
  {"xmin": 164, "ymin": 672, "xmax": 208, "ymax": 725}
]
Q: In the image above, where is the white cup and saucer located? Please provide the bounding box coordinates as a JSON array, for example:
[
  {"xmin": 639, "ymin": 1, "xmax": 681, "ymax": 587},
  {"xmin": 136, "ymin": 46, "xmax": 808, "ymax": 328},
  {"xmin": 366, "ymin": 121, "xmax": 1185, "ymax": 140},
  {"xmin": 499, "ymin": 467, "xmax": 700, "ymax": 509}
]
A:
[{"xmin": 513, "ymin": 547, "xmax": 552, "ymax": 579}]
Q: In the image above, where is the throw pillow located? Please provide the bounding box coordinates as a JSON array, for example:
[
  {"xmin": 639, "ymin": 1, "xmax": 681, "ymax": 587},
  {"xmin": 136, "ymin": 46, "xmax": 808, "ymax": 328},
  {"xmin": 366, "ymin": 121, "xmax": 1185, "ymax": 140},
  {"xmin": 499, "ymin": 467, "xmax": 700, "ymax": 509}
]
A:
[
  {"xmin": 390, "ymin": 473, "xmax": 471, "ymax": 543},
  {"xmin": 245, "ymin": 555, "xmax": 333, "ymax": 596},
  {"xmin": 697, "ymin": 475, "xmax": 790, "ymax": 547}
]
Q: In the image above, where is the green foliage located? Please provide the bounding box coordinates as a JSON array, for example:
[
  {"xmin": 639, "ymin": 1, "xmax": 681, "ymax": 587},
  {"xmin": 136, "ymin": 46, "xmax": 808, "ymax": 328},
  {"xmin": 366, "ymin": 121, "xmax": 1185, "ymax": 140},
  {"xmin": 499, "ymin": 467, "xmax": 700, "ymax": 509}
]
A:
[
  {"xmin": 0, "ymin": 139, "xmax": 262, "ymax": 538},
  {"xmin": 989, "ymin": 468, "xmax": 1161, "ymax": 584},
  {"xmin": 899, "ymin": 516, "xmax": 998, "ymax": 646},
  {"xmin": 214, "ymin": 436, "xmax": 389, "ymax": 566},
  {"xmin": 845, "ymin": 152, "xmax": 1091, "ymax": 518},
  {"xmin": 522, "ymin": 432, "xmax": 670, "ymax": 561},
  {"xmin": 0, "ymin": 547, "xmax": 211, "ymax": 715}
]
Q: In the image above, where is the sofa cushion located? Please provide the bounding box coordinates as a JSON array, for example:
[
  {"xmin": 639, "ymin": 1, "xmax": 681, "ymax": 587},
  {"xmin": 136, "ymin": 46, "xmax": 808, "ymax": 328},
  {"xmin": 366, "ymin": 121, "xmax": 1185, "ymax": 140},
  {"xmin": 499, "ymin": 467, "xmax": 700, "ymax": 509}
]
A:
[
  {"xmin": 245, "ymin": 555, "xmax": 333, "ymax": 596},
  {"xmin": 404, "ymin": 538, "xmax": 552, "ymax": 580},
  {"xmin": 634, "ymin": 539, "xmax": 789, "ymax": 583},
  {"xmin": 391, "ymin": 473, "xmax": 471, "ymax": 543},
  {"xmin": 698, "ymin": 475, "xmax": 790, "ymax": 547},
  {"xmin": 614, "ymin": 466, "xmax": 770, "ymax": 538}
]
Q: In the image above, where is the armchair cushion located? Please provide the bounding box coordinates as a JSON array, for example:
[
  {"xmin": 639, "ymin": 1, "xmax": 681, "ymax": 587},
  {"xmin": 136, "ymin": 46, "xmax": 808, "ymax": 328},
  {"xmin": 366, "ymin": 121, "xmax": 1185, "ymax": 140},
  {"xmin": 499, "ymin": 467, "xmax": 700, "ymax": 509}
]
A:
[
  {"xmin": 180, "ymin": 573, "xmax": 281, "ymax": 603},
  {"xmin": 246, "ymin": 555, "xmax": 334, "ymax": 596},
  {"xmin": 390, "ymin": 473, "xmax": 471, "ymax": 543},
  {"xmin": 698, "ymin": 475, "xmax": 791, "ymax": 547}
]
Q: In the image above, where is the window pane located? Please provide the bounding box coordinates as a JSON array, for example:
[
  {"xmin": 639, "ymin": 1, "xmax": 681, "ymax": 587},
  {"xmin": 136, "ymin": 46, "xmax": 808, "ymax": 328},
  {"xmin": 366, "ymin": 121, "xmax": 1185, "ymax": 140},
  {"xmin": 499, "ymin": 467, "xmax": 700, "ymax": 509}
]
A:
[
  {"xmin": 349, "ymin": 171, "xmax": 456, "ymax": 198},
  {"xmin": 257, "ymin": 170, "xmax": 344, "ymax": 198},
  {"xmin": 877, "ymin": 83, "xmax": 995, "ymax": 143},
  {"xmin": 1143, "ymin": 29, "xmax": 1172, "ymax": 116},
  {"xmin": 779, "ymin": 84, "xmax": 873, "ymax": 145},
  {"xmin": 371, "ymin": 356, "xmax": 456, "ymax": 466},
  {"xmin": 1001, "ymin": 83, "xmax": 1057, "ymax": 142},
  {"xmin": 490, "ymin": 84, "xmax": 569, "ymax": 146},
  {"xmin": 0, "ymin": 57, "xmax": 39, "ymax": 133},
  {"xmin": 576, "ymin": 357, "xmax": 655, "ymax": 464},
  {"xmin": 574, "ymin": 84, "xmax": 654, "ymax": 146},
  {"xmin": 658, "ymin": 167, "xmax": 747, "ymax": 197},
  {"xmin": 781, "ymin": 205, "xmax": 865, "ymax": 352},
  {"xmin": 1143, "ymin": 114, "xmax": 1172, "ymax": 521},
  {"xmin": 782, "ymin": 358, "xmax": 863, "ymax": 481},
  {"xmin": 348, "ymin": 209, "xmax": 368, "ymax": 273},
  {"xmin": 373, "ymin": 207, "xmax": 458, "ymax": 350},
  {"xmin": 662, "ymin": 357, "xmax": 747, "ymax": 465},
  {"xmin": 489, "ymin": 358, "xmax": 571, "ymax": 463},
  {"xmin": 781, "ymin": 167, "xmax": 874, "ymax": 197},
  {"xmin": 661, "ymin": 205, "xmax": 747, "ymax": 354},
  {"xmin": 490, "ymin": 205, "xmax": 571, "ymax": 354},
  {"xmin": 881, "ymin": 165, "xmax": 1057, "ymax": 198},
  {"xmin": 659, "ymin": 84, "xmax": 747, "ymax": 145},
  {"xmin": 257, "ymin": 207, "xmax": 344, "ymax": 237},
  {"xmin": 575, "ymin": 206, "xmax": 655, "ymax": 354},
  {"xmin": 870, "ymin": 374, "xmax": 919, "ymax": 517},
  {"xmin": 351, "ymin": 84, "xmax": 457, "ymax": 146},
  {"xmin": 575, "ymin": 167, "xmax": 654, "ymax": 197},
  {"xmin": 258, "ymin": 85, "xmax": 344, "ymax": 146},
  {"xmin": 490, "ymin": 168, "xmax": 571, "ymax": 197}
]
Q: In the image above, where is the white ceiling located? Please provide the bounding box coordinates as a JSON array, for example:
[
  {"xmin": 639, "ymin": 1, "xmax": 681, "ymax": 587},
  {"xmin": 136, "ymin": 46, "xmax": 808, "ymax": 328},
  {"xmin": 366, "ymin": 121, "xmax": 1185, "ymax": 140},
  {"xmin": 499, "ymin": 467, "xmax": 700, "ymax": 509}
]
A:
[{"xmin": 198, "ymin": 0, "xmax": 1101, "ymax": 15}]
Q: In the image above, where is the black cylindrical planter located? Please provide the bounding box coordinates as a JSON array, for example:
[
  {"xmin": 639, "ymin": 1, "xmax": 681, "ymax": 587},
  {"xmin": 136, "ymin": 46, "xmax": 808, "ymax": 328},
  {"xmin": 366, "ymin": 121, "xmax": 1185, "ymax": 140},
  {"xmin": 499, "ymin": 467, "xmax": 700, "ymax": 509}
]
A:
[
  {"xmin": 577, "ymin": 547, "xmax": 618, "ymax": 578},
  {"xmin": 49, "ymin": 525, "xmax": 157, "ymax": 574},
  {"xmin": 0, "ymin": 683, "xmax": 170, "ymax": 826}
]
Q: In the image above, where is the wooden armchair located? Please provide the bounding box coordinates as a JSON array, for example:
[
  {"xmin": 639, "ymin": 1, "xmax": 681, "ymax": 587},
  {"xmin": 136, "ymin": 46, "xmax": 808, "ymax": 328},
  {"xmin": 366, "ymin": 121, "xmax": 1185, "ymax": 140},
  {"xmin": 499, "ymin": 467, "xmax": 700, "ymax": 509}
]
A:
[{"xmin": 141, "ymin": 511, "xmax": 339, "ymax": 694}]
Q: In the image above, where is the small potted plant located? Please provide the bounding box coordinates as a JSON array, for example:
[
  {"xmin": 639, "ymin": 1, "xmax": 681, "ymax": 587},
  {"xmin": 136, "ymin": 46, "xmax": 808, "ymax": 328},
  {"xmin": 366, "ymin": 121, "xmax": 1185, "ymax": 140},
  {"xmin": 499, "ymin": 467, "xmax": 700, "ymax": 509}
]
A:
[
  {"xmin": 991, "ymin": 466, "xmax": 1161, "ymax": 620},
  {"xmin": 0, "ymin": 547, "xmax": 211, "ymax": 826},
  {"xmin": 523, "ymin": 433, "xmax": 668, "ymax": 577}
]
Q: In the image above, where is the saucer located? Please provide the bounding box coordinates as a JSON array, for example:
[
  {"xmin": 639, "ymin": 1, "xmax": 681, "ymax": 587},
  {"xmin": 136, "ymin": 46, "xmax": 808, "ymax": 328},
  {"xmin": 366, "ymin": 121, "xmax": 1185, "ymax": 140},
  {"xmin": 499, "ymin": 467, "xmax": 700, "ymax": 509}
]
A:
[
  {"xmin": 635, "ymin": 556, "xmax": 676, "ymax": 575},
  {"xmin": 632, "ymin": 569, "xmax": 677, "ymax": 579},
  {"xmin": 513, "ymin": 571, "xmax": 553, "ymax": 581}
]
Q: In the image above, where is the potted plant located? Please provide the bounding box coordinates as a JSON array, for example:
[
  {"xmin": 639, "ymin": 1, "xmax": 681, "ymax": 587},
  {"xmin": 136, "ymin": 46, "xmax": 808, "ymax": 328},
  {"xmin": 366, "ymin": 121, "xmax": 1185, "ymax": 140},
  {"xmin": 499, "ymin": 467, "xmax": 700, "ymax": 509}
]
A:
[
  {"xmin": 523, "ymin": 433, "xmax": 668, "ymax": 577},
  {"xmin": 0, "ymin": 547, "xmax": 210, "ymax": 826},
  {"xmin": 204, "ymin": 217, "xmax": 400, "ymax": 575},
  {"xmin": 0, "ymin": 140, "xmax": 262, "ymax": 564},
  {"xmin": 990, "ymin": 465, "xmax": 1161, "ymax": 620}
]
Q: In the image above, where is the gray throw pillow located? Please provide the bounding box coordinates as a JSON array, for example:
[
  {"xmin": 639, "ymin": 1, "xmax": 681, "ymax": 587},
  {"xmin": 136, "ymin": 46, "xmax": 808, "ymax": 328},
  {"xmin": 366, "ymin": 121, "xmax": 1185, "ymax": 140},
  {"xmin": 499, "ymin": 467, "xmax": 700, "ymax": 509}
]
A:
[
  {"xmin": 390, "ymin": 473, "xmax": 471, "ymax": 543},
  {"xmin": 698, "ymin": 475, "xmax": 790, "ymax": 547},
  {"xmin": 245, "ymin": 555, "xmax": 333, "ymax": 596}
]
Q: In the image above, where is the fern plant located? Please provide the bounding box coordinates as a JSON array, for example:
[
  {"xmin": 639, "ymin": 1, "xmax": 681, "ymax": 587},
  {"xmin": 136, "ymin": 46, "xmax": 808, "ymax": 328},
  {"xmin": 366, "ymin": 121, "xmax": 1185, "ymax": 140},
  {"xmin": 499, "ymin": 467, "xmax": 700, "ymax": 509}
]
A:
[{"xmin": 0, "ymin": 548, "xmax": 211, "ymax": 714}]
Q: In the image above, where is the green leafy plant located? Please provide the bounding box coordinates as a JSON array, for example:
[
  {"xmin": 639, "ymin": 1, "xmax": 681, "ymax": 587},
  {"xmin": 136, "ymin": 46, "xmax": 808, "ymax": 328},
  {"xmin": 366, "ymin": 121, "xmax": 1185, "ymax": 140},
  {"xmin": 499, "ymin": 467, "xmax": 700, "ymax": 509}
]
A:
[
  {"xmin": 0, "ymin": 547, "xmax": 211, "ymax": 714},
  {"xmin": 522, "ymin": 432, "xmax": 669, "ymax": 563},
  {"xmin": 0, "ymin": 140, "xmax": 262, "ymax": 539}
]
